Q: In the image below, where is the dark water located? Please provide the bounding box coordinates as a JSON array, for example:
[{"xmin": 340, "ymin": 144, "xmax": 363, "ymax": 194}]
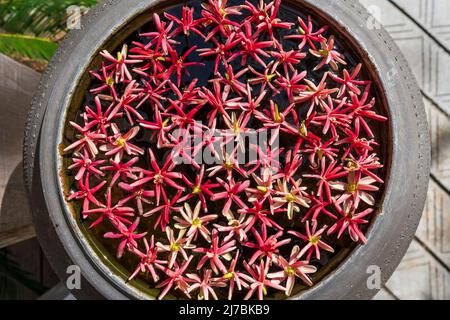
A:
[{"xmin": 62, "ymin": 0, "xmax": 389, "ymax": 300}]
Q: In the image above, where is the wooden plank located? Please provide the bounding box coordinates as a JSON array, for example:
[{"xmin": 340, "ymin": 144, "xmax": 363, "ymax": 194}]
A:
[
  {"xmin": 383, "ymin": 240, "xmax": 450, "ymax": 299},
  {"xmin": 391, "ymin": 0, "xmax": 450, "ymax": 50},
  {"xmin": 425, "ymin": 97, "xmax": 450, "ymax": 190},
  {"xmin": 358, "ymin": 0, "xmax": 450, "ymax": 300},
  {"xmin": 0, "ymin": 54, "xmax": 39, "ymax": 247},
  {"xmin": 360, "ymin": 0, "xmax": 450, "ymax": 115}
]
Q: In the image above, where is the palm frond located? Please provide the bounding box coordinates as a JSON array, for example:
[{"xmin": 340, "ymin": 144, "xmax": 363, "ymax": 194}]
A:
[
  {"xmin": 0, "ymin": 0, "xmax": 98, "ymax": 37},
  {"xmin": 0, "ymin": 33, "xmax": 57, "ymax": 60}
]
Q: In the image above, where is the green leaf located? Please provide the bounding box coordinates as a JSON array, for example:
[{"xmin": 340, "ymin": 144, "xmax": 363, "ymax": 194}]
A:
[
  {"xmin": 0, "ymin": 0, "xmax": 98, "ymax": 37},
  {"xmin": 0, "ymin": 33, "xmax": 57, "ymax": 60}
]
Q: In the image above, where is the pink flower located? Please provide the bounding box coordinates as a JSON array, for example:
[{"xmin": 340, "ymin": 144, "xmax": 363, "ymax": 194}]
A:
[
  {"xmin": 275, "ymin": 69, "xmax": 307, "ymax": 102},
  {"xmin": 269, "ymin": 43, "xmax": 305, "ymax": 74},
  {"xmin": 210, "ymin": 177, "xmax": 250, "ymax": 215},
  {"xmin": 128, "ymin": 236, "xmax": 166, "ymax": 282},
  {"xmin": 100, "ymin": 44, "xmax": 142, "ymax": 83},
  {"xmin": 238, "ymin": 199, "xmax": 283, "ymax": 232},
  {"xmin": 63, "ymin": 121, "xmax": 106, "ymax": 157},
  {"xmin": 107, "ymin": 81, "xmax": 144, "ymax": 124},
  {"xmin": 244, "ymin": 224, "xmax": 291, "ymax": 264},
  {"xmin": 130, "ymin": 148, "xmax": 184, "ymax": 205},
  {"xmin": 241, "ymin": 258, "xmax": 285, "ymax": 300},
  {"xmin": 167, "ymin": 46, "xmax": 205, "ymax": 86},
  {"xmin": 156, "ymin": 227, "xmax": 195, "ymax": 268},
  {"xmin": 118, "ymin": 177, "xmax": 155, "ymax": 215},
  {"xmin": 201, "ymin": 0, "xmax": 242, "ymax": 41},
  {"xmin": 237, "ymin": 83, "xmax": 267, "ymax": 116},
  {"xmin": 68, "ymin": 149, "xmax": 105, "ymax": 181},
  {"xmin": 186, "ymin": 269, "xmax": 226, "ymax": 300},
  {"xmin": 100, "ymin": 124, "xmax": 144, "ymax": 163},
  {"xmin": 248, "ymin": 61, "xmax": 279, "ymax": 94},
  {"xmin": 141, "ymin": 13, "xmax": 178, "ymax": 54},
  {"xmin": 329, "ymin": 63, "xmax": 369, "ymax": 97},
  {"xmin": 343, "ymin": 91, "xmax": 387, "ymax": 138},
  {"xmin": 303, "ymin": 157, "xmax": 348, "ymax": 201},
  {"xmin": 194, "ymin": 230, "xmax": 236, "ymax": 274},
  {"xmin": 309, "ymin": 36, "xmax": 347, "ymax": 71},
  {"xmin": 165, "ymin": 6, "xmax": 205, "ymax": 38},
  {"xmin": 135, "ymin": 79, "xmax": 168, "ymax": 110},
  {"xmin": 344, "ymin": 152, "xmax": 384, "ymax": 183},
  {"xmin": 273, "ymin": 179, "xmax": 310, "ymax": 220},
  {"xmin": 211, "ymin": 64, "xmax": 248, "ymax": 96},
  {"xmin": 220, "ymin": 250, "xmax": 249, "ymax": 300},
  {"xmin": 312, "ymin": 96, "xmax": 351, "ymax": 139},
  {"xmin": 155, "ymin": 255, "xmax": 193, "ymax": 300},
  {"xmin": 335, "ymin": 119, "xmax": 377, "ymax": 159},
  {"xmin": 199, "ymin": 81, "xmax": 241, "ymax": 126},
  {"xmin": 104, "ymin": 218, "xmax": 147, "ymax": 258},
  {"xmin": 138, "ymin": 106, "xmax": 172, "ymax": 148},
  {"xmin": 143, "ymin": 189, "xmax": 183, "ymax": 231},
  {"xmin": 174, "ymin": 202, "xmax": 218, "ymax": 243},
  {"xmin": 268, "ymin": 245, "xmax": 317, "ymax": 295},
  {"xmin": 229, "ymin": 21, "xmax": 273, "ymax": 67},
  {"xmin": 197, "ymin": 32, "xmax": 241, "ymax": 73},
  {"xmin": 214, "ymin": 211, "xmax": 252, "ymax": 243},
  {"xmin": 178, "ymin": 165, "xmax": 220, "ymax": 211},
  {"xmin": 284, "ymin": 16, "xmax": 328, "ymax": 50},
  {"xmin": 207, "ymin": 146, "xmax": 248, "ymax": 178},
  {"xmin": 288, "ymin": 221, "xmax": 334, "ymax": 261},
  {"xmin": 330, "ymin": 171, "xmax": 379, "ymax": 208},
  {"xmin": 89, "ymin": 63, "xmax": 119, "ymax": 100},
  {"xmin": 302, "ymin": 137, "xmax": 338, "ymax": 167},
  {"xmin": 294, "ymin": 72, "xmax": 339, "ymax": 116},
  {"xmin": 100, "ymin": 157, "xmax": 139, "ymax": 187},
  {"xmin": 253, "ymin": 0, "xmax": 293, "ymax": 38},
  {"xmin": 83, "ymin": 188, "xmax": 135, "ymax": 229},
  {"xmin": 83, "ymin": 96, "xmax": 122, "ymax": 135},
  {"xmin": 67, "ymin": 173, "xmax": 106, "ymax": 213},
  {"xmin": 328, "ymin": 200, "xmax": 373, "ymax": 243},
  {"xmin": 301, "ymin": 195, "xmax": 336, "ymax": 223}
]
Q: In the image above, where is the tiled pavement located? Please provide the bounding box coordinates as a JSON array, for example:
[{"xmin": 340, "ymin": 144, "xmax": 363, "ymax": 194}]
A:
[{"xmin": 359, "ymin": 0, "xmax": 450, "ymax": 300}]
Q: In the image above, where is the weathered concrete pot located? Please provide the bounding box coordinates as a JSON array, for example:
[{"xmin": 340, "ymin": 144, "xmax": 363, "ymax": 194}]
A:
[{"xmin": 24, "ymin": 0, "xmax": 430, "ymax": 300}]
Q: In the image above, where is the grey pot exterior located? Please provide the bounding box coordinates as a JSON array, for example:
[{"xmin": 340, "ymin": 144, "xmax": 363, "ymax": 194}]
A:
[{"xmin": 24, "ymin": 0, "xmax": 431, "ymax": 300}]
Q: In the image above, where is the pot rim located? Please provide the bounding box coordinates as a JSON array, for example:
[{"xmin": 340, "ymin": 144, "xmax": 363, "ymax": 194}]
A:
[{"xmin": 37, "ymin": 0, "xmax": 430, "ymax": 300}]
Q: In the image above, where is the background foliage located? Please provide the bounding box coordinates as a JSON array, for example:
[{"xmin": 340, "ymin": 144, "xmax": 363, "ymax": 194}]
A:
[{"xmin": 0, "ymin": 0, "xmax": 97, "ymax": 63}]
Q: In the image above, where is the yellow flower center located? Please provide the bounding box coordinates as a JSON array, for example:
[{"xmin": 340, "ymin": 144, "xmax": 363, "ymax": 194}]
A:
[
  {"xmin": 266, "ymin": 73, "xmax": 277, "ymax": 81},
  {"xmin": 310, "ymin": 235, "xmax": 321, "ymax": 245},
  {"xmin": 229, "ymin": 220, "xmax": 240, "ymax": 227},
  {"xmin": 192, "ymin": 218, "xmax": 202, "ymax": 227},
  {"xmin": 192, "ymin": 185, "xmax": 202, "ymax": 195},
  {"xmin": 106, "ymin": 76, "xmax": 114, "ymax": 86},
  {"xmin": 316, "ymin": 149, "xmax": 324, "ymax": 160},
  {"xmin": 170, "ymin": 242, "xmax": 180, "ymax": 252},
  {"xmin": 319, "ymin": 49, "xmax": 330, "ymax": 57},
  {"xmin": 346, "ymin": 183, "xmax": 358, "ymax": 193},
  {"xmin": 298, "ymin": 26, "xmax": 305, "ymax": 35},
  {"xmin": 116, "ymin": 137, "xmax": 126, "ymax": 148},
  {"xmin": 223, "ymin": 272, "xmax": 234, "ymax": 279},
  {"xmin": 286, "ymin": 266, "xmax": 296, "ymax": 276},
  {"xmin": 224, "ymin": 162, "xmax": 233, "ymax": 170},
  {"xmin": 285, "ymin": 193, "xmax": 296, "ymax": 202},
  {"xmin": 346, "ymin": 159, "xmax": 359, "ymax": 170}
]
